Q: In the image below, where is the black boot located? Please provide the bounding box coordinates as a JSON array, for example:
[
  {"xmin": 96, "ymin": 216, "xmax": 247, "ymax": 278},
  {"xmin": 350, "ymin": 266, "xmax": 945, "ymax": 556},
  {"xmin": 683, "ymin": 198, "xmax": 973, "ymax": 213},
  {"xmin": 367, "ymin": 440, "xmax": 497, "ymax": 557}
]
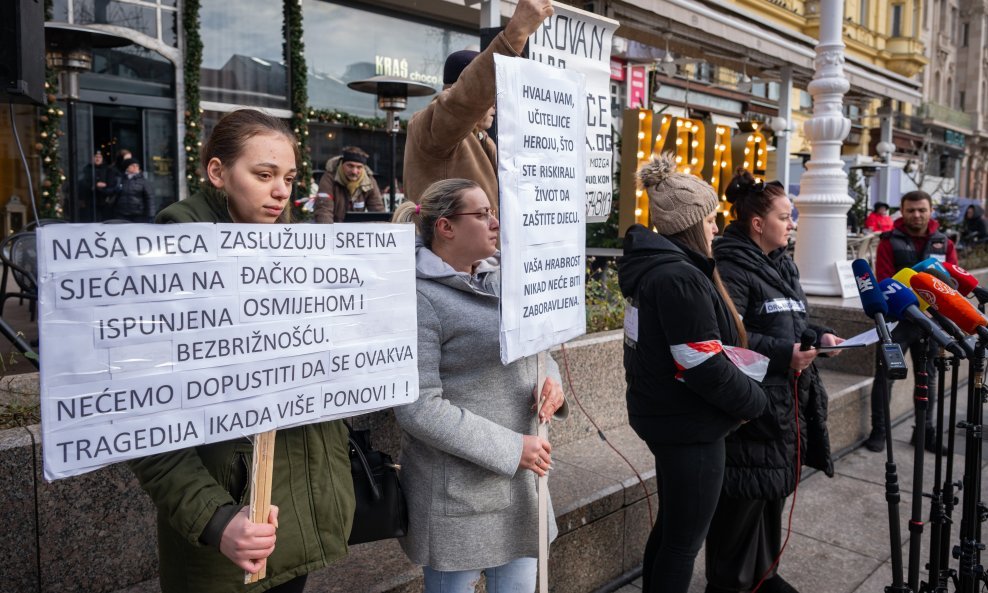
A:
[
  {"xmin": 864, "ymin": 429, "xmax": 886, "ymax": 452},
  {"xmin": 924, "ymin": 425, "xmax": 948, "ymax": 455},
  {"xmin": 759, "ymin": 574, "xmax": 800, "ymax": 593},
  {"xmin": 910, "ymin": 425, "xmax": 948, "ymax": 454}
]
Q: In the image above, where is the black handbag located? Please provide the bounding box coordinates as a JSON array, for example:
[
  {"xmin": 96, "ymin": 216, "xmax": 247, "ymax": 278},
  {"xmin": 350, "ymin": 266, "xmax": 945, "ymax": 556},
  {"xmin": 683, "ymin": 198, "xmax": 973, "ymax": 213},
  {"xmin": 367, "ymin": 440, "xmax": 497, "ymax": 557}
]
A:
[{"xmin": 346, "ymin": 425, "xmax": 408, "ymax": 545}]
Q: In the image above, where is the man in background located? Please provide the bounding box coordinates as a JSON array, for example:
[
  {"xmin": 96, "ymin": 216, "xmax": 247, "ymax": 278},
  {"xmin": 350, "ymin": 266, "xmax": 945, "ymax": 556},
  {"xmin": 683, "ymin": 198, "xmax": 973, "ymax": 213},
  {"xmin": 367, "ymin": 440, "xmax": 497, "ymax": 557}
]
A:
[
  {"xmin": 864, "ymin": 190, "xmax": 957, "ymax": 453},
  {"xmin": 314, "ymin": 146, "xmax": 384, "ymax": 222}
]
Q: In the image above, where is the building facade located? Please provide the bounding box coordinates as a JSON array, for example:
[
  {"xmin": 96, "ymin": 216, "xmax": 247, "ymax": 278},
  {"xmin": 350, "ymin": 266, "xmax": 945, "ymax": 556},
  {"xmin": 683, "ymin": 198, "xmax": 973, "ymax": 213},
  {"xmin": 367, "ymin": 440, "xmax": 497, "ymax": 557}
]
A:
[{"xmin": 3, "ymin": 0, "xmax": 967, "ymax": 232}]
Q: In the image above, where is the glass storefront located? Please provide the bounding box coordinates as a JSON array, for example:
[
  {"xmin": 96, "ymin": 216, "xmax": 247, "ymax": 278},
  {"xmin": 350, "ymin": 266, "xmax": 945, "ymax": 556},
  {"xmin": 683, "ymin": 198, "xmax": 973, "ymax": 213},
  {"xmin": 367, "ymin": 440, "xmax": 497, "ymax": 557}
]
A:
[
  {"xmin": 200, "ymin": 0, "xmax": 288, "ymax": 109},
  {"xmin": 303, "ymin": 1, "xmax": 478, "ymax": 197},
  {"xmin": 303, "ymin": 1, "xmax": 477, "ymax": 117}
]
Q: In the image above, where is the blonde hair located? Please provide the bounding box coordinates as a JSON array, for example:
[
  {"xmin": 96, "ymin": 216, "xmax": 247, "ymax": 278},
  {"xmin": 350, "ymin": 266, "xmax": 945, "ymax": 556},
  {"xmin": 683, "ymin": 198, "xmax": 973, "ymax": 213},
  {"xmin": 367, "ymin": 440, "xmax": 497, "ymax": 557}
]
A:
[
  {"xmin": 669, "ymin": 222, "xmax": 748, "ymax": 348},
  {"xmin": 391, "ymin": 179, "xmax": 480, "ymax": 247}
]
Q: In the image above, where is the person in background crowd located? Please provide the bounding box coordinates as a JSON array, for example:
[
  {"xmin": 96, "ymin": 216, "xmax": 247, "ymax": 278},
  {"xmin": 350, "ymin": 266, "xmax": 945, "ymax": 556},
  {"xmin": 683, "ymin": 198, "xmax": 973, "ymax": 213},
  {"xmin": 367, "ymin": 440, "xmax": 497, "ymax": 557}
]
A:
[
  {"xmin": 864, "ymin": 201, "xmax": 894, "ymax": 233},
  {"xmin": 391, "ymin": 178, "xmax": 567, "ymax": 593},
  {"xmin": 864, "ymin": 190, "xmax": 957, "ymax": 453},
  {"xmin": 706, "ymin": 170, "xmax": 841, "ymax": 593},
  {"xmin": 314, "ymin": 146, "xmax": 384, "ymax": 222},
  {"xmin": 133, "ymin": 109, "xmax": 354, "ymax": 593},
  {"xmin": 78, "ymin": 150, "xmax": 110, "ymax": 222},
  {"xmin": 961, "ymin": 203, "xmax": 988, "ymax": 246},
  {"xmin": 111, "ymin": 158, "xmax": 154, "ymax": 222},
  {"xmin": 402, "ymin": 0, "xmax": 553, "ymax": 210},
  {"xmin": 618, "ymin": 154, "xmax": 768, "ymax": 593}
]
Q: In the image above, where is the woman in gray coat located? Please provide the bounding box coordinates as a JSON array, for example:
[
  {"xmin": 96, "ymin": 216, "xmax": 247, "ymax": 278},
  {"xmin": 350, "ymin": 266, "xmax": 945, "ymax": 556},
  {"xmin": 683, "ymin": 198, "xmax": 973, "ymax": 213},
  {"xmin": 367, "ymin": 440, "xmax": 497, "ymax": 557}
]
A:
[{"xmin": 391, "ymin": 178, "xmax": 567, "ymax": 593}]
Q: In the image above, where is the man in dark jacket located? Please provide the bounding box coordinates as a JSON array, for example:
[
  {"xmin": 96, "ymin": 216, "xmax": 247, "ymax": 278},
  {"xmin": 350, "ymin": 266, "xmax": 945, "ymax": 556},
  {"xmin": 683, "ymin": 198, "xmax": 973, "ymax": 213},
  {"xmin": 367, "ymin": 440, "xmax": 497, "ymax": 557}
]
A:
[
  {"xmin": 865, "ymin": 190, "xmax": 958, "ymax": 452},
  {"xmin": 111, "ymin": 158, "xmax": 154, "ymax": 222},
  {"xmin": 313, "ymin": 146, "xmax": 384, "ymax": 222},
  {"xmin": 78, "ymin": 151, "xmax": 110, "ymax": 222}
]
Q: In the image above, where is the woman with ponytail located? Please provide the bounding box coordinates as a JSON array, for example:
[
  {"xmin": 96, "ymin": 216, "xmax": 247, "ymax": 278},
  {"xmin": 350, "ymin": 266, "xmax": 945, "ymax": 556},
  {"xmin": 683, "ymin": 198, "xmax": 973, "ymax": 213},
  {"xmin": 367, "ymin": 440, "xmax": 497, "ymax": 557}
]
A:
[
  {"xmin": 391, "ymin": 179, "xmax": 568, "ymax": 593},
  {"xmin": 704, "ymin": 169, "xmax": 841, "ymax": 593},
  {"xmin": 618, "ymin": 154, "xmax": 768, "ymax": 593}
]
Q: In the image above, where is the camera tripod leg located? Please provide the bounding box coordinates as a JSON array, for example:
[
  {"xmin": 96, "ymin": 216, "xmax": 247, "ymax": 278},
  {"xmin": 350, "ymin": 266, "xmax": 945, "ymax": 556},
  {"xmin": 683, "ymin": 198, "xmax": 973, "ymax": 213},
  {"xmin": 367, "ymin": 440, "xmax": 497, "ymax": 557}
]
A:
[
  {"xmin": 908, "ymin": 339, "xmax": 930, "ymax": 593},
  {"xmin": 878, "ymin": 353, "xmax": 912, "ymax": 593},
  {"xmin": 955, "ymin": 340, "xmax": 986, "ymax": 593},
  {"xmin": 923, "ymin": 351, "xmax": 951, "ymax": 593}
]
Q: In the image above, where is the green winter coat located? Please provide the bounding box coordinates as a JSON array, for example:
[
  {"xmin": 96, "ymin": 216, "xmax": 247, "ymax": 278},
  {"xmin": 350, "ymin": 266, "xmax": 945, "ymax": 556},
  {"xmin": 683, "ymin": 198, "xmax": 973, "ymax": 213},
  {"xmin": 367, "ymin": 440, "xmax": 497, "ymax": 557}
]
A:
[{"xmin": 131, "ymin": 188, "xmax": 355, "ymax": 593}]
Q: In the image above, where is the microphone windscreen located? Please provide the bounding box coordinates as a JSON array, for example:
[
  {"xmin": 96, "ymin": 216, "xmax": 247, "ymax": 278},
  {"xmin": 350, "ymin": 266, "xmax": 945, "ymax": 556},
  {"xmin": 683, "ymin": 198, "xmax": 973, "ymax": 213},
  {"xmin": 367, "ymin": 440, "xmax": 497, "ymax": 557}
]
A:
[
  {"xmin": 892, "ymin": 268, "xmax": 929, "ymax": 311},
  {"xmin": 881, "ymin": 278, "xmax": 920, "ymax": 319},
  {"xmin": 852, "ymin": 258, "xmax": 887, "ymax": 317},
  {"xmin": 914, "ymin": 258, "xmax": 957, "ymax": 289},
  {"xmin": 910, "ymin": 272, "xmax": 985, "ymax": 334},
  {"xmin": 943, "ymin": 262, "xmax": 979, "ymax": 296}
]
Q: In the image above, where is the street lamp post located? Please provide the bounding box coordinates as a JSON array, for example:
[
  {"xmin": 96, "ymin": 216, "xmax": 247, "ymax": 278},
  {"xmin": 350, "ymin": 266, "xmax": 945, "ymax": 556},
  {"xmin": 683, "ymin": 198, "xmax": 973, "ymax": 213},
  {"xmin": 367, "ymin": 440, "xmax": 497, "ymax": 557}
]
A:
[
  {"xmin": 347, "ymin": 76, "xmax": 436, "ymax": 212},
  {"xmin": 792, "ymin": 0, "xmax": 854, "ymax": 296}
]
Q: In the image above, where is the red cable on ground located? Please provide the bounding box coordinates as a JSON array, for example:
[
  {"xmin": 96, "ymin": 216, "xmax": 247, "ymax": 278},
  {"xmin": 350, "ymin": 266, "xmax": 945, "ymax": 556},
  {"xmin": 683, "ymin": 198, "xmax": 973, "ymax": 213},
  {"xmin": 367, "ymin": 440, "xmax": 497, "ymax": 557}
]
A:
[
  {"xmin": 751, "ymin": 372, "xmax": 803, "ymax": 593},
  {"xmin": 559, "ymin": 343, "xmax": 655, "ymax": 526}
]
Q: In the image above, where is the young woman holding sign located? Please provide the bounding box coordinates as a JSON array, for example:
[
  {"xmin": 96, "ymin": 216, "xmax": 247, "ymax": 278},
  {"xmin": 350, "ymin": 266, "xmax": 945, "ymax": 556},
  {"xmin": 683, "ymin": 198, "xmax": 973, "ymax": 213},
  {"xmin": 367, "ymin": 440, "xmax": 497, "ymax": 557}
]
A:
[
  {"xmin": 130, "ymin": 109, "xmax": 354, "ymax": 593},
  {"xmin": 618, "ymin": 154, "xmax": 768, "ymax": 593},
  {"xmin": 391, "ymin": 178, "xmax": 567, "ymax": 593}
]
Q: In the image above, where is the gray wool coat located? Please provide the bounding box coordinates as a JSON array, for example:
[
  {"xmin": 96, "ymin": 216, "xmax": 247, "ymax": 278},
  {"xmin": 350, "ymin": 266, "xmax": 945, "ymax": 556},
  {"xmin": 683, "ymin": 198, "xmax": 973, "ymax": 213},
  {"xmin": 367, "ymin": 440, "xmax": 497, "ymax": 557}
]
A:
[{"xmin": 394, "ymin": 245, "xmax": 566, "ymax": 571}]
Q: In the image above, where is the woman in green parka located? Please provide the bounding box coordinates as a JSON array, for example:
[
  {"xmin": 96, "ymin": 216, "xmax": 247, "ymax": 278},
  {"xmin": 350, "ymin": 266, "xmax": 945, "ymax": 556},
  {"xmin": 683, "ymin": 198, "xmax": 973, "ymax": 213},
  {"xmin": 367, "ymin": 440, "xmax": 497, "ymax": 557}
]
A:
[{"xmin": 130, "ymin": 109, "xmax": 355, "ymax": 593}]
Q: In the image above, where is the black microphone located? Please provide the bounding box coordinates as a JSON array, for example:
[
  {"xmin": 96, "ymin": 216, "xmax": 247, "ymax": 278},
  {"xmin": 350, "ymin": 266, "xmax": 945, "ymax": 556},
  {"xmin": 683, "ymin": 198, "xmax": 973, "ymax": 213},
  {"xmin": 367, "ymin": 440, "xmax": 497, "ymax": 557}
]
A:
[
  {"xmin": 799, "ymin": 329, "xmax": 817, "ymax": 352},
  {"xmin": 795, "ymin": 329, "xmax": 816, "ymax": 377}
]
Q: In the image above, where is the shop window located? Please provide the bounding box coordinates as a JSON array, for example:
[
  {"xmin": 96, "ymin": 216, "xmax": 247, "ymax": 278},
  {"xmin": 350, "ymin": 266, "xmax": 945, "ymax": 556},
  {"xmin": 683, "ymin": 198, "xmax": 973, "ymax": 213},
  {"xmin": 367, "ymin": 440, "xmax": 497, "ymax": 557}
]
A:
[
  {"xmin": 303, "ymin": 0, "xmax": 477, "ymax": 118},
  {"xmin": 56, "ymin": 0, "xmax": 178, "ymax": 47},
  {"xmin": 199, "ymin": 0, "xmax": 288, "ymax": 109}
]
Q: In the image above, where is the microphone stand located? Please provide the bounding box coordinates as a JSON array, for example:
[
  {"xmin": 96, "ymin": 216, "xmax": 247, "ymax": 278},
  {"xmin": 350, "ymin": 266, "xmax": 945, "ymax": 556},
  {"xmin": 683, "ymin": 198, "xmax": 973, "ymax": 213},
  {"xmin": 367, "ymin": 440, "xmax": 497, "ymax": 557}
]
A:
[
  {"xmin": 939, "ymin": 353, "xmax": 963, "ymax": 590},
  {"xmin": 875, "ymin": 313, "xmax": 911, "ymax": 593},
  {"xmin": 923, "ymin": 346, "xmax": 951, "ymax": 592},
  {"xmin": 908, "ymin": 336, "xmax": 930, "ymax": 592},
  {"xmin": 956, "ymin": 338, "xmax": 986, "ymax": 593}
]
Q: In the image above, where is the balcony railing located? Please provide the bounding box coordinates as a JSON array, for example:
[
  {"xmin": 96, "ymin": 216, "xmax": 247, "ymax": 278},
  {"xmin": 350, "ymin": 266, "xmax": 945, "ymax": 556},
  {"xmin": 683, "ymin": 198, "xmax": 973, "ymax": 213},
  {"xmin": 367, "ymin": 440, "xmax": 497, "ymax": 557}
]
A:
[{"xmin": 920, "ymin": 102, "xmax": 974, "ymax": 131}]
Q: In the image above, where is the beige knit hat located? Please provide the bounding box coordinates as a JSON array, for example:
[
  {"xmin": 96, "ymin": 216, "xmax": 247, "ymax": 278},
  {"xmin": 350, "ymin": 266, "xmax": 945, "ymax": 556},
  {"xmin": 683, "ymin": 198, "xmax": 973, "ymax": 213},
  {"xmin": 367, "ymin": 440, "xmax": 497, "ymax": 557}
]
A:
[{"xmin": 637, "ymin": 153, "xmax": 718, "ymax": 235}]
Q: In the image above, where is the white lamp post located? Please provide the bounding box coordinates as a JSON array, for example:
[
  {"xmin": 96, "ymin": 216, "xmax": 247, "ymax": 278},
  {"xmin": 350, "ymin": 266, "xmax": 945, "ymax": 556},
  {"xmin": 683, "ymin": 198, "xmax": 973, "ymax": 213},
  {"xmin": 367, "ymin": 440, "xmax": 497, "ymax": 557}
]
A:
[
  {"xmin": 876, "ymin": 140, "xmax": 896, "ymax": 206},
  {"xmin": 793, "ymin": 0, "xmax": 854, "ymax": 295}
]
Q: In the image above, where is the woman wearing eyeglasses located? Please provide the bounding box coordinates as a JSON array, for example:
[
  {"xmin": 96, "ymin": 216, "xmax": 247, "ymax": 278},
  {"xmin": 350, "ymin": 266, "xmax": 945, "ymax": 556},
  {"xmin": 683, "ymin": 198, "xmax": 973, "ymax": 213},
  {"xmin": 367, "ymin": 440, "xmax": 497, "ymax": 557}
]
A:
[
  {"xmin": 704, "ymin": 170, "xmax": 842, "ymax": 593},
  {"xmin": 390, "ymin": 178, "xmax": 567, "ymax": 593}
]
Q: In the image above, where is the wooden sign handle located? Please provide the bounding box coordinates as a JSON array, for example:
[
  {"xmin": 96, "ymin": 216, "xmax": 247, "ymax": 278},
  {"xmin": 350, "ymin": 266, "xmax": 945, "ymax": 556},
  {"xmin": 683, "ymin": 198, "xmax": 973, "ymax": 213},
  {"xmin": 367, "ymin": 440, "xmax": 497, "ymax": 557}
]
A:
[
  {"xmin": 536, "ymin": 352, "xmax": 549, "ymax": 593},
  {"xmin": 245, "ymin": 429, "xmax": 277, "ymax": 584}
]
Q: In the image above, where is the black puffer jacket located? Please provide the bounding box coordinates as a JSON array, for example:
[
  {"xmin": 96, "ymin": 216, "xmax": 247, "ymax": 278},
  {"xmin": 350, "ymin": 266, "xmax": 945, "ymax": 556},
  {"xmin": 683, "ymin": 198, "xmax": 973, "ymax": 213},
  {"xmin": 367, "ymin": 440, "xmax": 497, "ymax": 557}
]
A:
[
  {"xmin": 113, "ymin": 173, "xmax": 154, "ymax": 218},
  {"xmin": 618, "ymin": 225, "xmax": 767, "ymax": 445},
  {"xmin": 713, "ymin": 223, "xmax": 834, "ymax": 500}
]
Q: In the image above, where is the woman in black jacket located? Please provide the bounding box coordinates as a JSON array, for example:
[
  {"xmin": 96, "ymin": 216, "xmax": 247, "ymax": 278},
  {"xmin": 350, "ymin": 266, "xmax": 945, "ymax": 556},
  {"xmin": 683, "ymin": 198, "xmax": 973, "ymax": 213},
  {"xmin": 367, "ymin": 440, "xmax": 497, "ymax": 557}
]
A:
[
  {"xmin": 705, "ymin": 170, "xmax": 842, "ymax": 593},
  {"xmin": 618, "ymin": 155, "xmax": 768, "ymax": 593}
]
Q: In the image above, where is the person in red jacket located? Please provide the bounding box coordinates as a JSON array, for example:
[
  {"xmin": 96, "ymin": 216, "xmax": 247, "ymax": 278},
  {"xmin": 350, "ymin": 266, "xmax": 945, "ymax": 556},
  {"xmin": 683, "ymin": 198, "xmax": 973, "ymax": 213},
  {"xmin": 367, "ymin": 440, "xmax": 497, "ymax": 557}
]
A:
[
  {"xmin": 864, "ymin": 202, "xmax": 894, "ymax": 233},
  {"xmin": 864, "ymin": 191, "xmax": 957, "ymax": 453}
]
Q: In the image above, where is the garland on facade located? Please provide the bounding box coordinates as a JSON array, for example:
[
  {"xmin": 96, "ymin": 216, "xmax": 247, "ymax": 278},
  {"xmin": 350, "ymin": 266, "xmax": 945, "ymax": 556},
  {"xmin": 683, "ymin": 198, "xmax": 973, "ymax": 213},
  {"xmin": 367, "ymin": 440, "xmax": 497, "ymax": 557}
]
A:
[
  {"xmin": 182, "ymin": 0, "xmax": 204, "ymax": 195},
  {"xmin": 39, "ymin": 0, "xmax": 63, "ymax": 218},
  {"xmin": 307, "ymin": 108, "xmax": 408, "ymax": 132},
  {"xmin": 285, "ymin": 0, "xmax": 312, "ymax": 194}
]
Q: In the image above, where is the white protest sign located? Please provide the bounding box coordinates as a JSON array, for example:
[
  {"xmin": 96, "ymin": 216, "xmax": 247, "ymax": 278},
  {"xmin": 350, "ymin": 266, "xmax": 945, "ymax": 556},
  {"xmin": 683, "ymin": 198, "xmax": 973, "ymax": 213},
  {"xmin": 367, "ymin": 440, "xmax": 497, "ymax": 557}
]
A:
[
  {"xmin": 495, "ymin": 54, "xmax": 587, "ymax": 364},
  {"xmin": 529, "ymin": 4, "xmax": 618, "ymax": 223},
  {"xmin": 37, "ymin": 223, "xmax": 418, "ymax": 480}
]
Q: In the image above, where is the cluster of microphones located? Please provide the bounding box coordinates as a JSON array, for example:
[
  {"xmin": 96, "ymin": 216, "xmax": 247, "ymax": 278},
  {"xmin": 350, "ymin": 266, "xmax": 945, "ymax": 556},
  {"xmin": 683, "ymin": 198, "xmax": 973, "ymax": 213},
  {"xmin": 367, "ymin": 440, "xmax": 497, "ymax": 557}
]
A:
[{"xmin": 852, "ymin": 257, "xmax": 988, "ymax": 376}]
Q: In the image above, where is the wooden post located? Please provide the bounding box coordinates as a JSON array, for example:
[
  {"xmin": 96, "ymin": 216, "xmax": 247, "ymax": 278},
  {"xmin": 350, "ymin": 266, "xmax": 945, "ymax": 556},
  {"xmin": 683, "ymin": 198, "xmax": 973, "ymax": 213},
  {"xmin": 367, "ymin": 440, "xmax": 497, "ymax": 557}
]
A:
[
  {"xmin": 536, "ymin": 352, "xmax": 549, "ymax": 593},
  {"xmin": 244, "ymin": 429, "xmax": 277, "ymax": 584}
]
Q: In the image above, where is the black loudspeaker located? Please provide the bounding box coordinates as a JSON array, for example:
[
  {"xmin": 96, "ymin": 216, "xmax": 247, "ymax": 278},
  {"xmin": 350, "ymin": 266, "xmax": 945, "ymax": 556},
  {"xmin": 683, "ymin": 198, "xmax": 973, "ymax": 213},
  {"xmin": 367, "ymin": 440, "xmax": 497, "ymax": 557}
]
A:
[{"xmin": 0, "ymin": 0, "xmax": 47, "ymax": 107}]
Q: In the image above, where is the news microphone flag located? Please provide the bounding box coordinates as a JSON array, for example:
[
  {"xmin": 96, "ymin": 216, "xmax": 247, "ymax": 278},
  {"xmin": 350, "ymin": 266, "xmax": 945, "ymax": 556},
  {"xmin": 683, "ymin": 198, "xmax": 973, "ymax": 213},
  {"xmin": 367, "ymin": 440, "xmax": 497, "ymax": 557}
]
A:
[
  {"xmin": 852, "ymin": 259, "xmax": 887, "ymax": 318},
  {"xmin": 909, "ymin": 272, "xmax": 988, "ymax": 339}
]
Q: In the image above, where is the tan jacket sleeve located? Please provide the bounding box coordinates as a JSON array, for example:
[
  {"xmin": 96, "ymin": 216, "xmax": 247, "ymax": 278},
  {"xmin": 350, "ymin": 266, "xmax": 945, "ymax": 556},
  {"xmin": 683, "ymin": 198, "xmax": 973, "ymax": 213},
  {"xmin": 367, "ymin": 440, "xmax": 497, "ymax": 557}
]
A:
[{"xmin": 407, "ymin": 32, "xmax": 520, "ymax": 158}]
